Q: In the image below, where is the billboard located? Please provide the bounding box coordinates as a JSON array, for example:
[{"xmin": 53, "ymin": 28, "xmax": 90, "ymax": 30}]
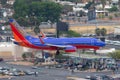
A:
[
  {"xmin": 87, "ymin": 7, "xmax": 96, "ymax": 21},
  {"xmin": 56, "ymin": 21, "xmax": 69, "ymax": 31},
  {"xmin": 56, "ymin": 21, "xmax": 69, "ymax": 38}
]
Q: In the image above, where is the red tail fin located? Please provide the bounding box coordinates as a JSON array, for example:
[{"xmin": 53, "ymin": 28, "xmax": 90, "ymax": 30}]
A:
[{"xmin": 9, "ymin": 19, "xmax": 27, "ymax": 42}]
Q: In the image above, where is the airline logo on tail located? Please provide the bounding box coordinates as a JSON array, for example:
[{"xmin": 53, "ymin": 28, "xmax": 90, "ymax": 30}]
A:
[
  {"xmin": 9, "ymin": 19, "xmax": 47, "ymax": 49},
  {"xmin": 9, "ymin": 19, "xmax": 29, "ymax": 47}
]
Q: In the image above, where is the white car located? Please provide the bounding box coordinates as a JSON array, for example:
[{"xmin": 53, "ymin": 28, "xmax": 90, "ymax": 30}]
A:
[
  {"xmin": 105, "ymin": 40, "xmax": 114, "ymax": 45},
  {"xmin": 112, "ymin": 41, "xmax": 120, "ymax": 46}
]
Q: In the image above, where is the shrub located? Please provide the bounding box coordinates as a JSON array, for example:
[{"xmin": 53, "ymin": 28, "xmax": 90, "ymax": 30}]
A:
[{"xmin": 108, "ymin": 50, "xmax": 120, "ymax": 60}]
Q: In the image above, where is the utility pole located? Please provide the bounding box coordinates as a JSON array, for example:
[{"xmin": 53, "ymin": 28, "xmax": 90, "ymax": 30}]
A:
[{"xmin": 119, "ymin": 0, "xmax": 120, "ymax": 11}]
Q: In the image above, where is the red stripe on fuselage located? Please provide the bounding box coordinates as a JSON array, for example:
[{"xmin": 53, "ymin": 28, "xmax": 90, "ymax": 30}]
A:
[
  {"xmin": 73, "ymin": 44, "xmax": 99, "ymax": 50},
  {"xmin": 65, "ymin": 49, "xmax": 76, "ymax": 52}
]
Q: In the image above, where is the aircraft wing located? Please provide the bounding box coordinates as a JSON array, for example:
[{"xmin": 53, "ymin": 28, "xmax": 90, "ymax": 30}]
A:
[
  {"xmin": 39, "ymin": 37, "xmax": 76, "ymax": 52},
  {"xmin": 45, "ymin": 43, "xmax": 72, "ymax": 48},
  {"xmin": 45, "ymin": 43, "xmax": 76, "ymax": 52}
]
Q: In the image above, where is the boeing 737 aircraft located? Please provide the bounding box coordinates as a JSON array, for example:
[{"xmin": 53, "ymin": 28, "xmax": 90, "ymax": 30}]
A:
[{"xmin": 9, "ymin": 19, "xmax": 105, "ymax": 54}]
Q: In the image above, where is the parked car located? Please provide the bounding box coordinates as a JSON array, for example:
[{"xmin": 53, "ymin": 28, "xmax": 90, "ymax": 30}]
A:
[
  {"xmin": 0, "ymin": 58, "xmax": 3, "ymax": 62},
  {"xmin": 88, "ymin": 75, "xmax": 113, "ymax": 80},
  {"xmin": 24, "ymin": 70, "xmax": 35, "ymax": 75},
  {"xmin": 55, "ymin": 64, "xmax": 63, "ymax": 68}
]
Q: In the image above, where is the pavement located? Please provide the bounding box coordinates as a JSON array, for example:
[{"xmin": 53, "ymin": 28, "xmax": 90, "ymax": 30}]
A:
[
  {"xmin": 63, "ymin": 53, "xmax": 110, "ymax": 59},
  {"xmin": 7, "ymin": 61, "xmax": 34, "ymax": 66},
  {"xmin": 67, "ymin": 76, "xmax": 88, "ymax": 80},
  {"xmin": 0, "ymin": 75, "xmax": 12, "ymax": 79}
]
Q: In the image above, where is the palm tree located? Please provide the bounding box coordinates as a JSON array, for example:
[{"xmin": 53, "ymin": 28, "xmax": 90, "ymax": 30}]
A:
[
  {"xmin": 95, "ymin": 28, "xmax": 101, "ymax": 36},
  {"xmin": 95, "ymin": 28, "xmax": 107, "ymax": 40},
  {"xmin": 34, "ymin": 26, "xmax": 40, "ymax": 35},
  {"xmin": 101, "ymin": 28, "xmax": 107, "ymax": 36}
]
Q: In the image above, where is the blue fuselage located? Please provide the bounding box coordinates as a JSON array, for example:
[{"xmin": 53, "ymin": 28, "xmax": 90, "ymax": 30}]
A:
[{"xmin": 25, "ymin": 36, "xmax": 105, "ymax": 48}]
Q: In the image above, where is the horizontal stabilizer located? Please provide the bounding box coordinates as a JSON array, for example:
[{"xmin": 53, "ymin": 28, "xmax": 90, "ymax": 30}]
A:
[
  {"xmin": 10, "ymin": 38, "xmax": 15, "ymax": 41},
  {"xmin": 10, "ymin": 38, "xmax": 22, "ymax": 43}
]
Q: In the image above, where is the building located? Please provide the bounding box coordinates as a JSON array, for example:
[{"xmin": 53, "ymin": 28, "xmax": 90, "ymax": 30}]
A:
[
  {"xmin": 0, "ymin": 42, "xmax": 38, "ymax": 61},
  {"xmin": 7, "ymin": 0, "xmax": 15, "ymax": 5},
  {"xmin": 114, "ymin": 26, "xmax": 120, "ymax": 35},
  {"xmin": 114, "ymin": 26, "xmax": 120, "ymax": 39},
  {"xmin": 0, "ymin": 42, "xmax": 23, "ymax": 61},
  {"xmin": 0, "ymin": 42, "xmax": 55, "ymax": 62}
]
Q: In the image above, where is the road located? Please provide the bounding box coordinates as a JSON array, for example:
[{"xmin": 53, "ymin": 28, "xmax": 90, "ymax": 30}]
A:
[
  {"xmin": 0, "ymin": 62, "xmax": 119, "ymax": 80},
  {"xmin": 106, "ymin": 44, "xmax": 120, "ymax": 50},
  {"xmin": 70, "ymin": 20, "xmax": 120, "ymax": 26}
]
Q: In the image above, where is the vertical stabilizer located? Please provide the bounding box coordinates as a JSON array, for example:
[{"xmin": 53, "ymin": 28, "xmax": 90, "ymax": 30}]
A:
[{"xmin": 9, "ymin": 19, "xmax": 27, "ymax": 42}]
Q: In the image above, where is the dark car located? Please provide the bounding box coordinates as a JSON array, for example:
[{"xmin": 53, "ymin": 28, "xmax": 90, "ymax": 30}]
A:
[
  {"xmin": 55, "ymin": 64, "xmax": 63, "ymax": 68},
  {"xmin": 24, "ymin": 70, "xmax": 35, "ymax": 75},
  {"xmin": 89, "ymin": 75, "xmax": 113, "ymax": 80},
  {"xmin": 0, "ymin": 58, "xmax": 3, "ymax": 62}
]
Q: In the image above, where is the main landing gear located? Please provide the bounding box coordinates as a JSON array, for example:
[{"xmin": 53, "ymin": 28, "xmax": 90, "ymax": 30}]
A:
[{"xmin": 56, "ymin": 50, "xmax": 60, "ymax": 55}]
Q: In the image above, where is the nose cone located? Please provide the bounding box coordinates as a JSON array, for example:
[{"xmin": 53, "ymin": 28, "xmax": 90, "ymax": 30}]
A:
[
  {"xmin": 96, "ymin": 41, "xmax": 106, "ymax": 47},
  {"xmin": 100, "ymin": 41, "xmax": 106, "ymax": 47}
]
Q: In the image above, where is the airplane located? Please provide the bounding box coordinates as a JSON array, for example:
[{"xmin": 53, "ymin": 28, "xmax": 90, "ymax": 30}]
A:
[{"xmin": 9, "ymin": 19, "xmax": 105, "ymax": 55}]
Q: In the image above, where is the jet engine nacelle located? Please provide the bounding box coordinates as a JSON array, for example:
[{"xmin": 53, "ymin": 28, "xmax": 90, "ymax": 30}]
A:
[{"xmin": 65, "ymin": 46, "xmax": 76, "ymax": 53}]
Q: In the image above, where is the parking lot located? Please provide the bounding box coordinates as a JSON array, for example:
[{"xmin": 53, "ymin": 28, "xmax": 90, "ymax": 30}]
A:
[
  {"xmin": 105, "ymin": 39, "xmax": 120, "ymax": 46},
  {"xmin": 0, "ymin": 59, "xmax": 119, "ymax": 80}
]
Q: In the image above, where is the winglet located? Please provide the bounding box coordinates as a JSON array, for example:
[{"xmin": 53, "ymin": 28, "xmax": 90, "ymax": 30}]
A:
[
  {"xmin": 40, "ymin": 31, "xmax": 46, "ymax": 38},
  {"xmin": 38, "ymin": 31, "xmax": 46, "ymax": 44},
  {"xmin": 39, "ymin": 36, "xmax": 45, "ymax": 44}
]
